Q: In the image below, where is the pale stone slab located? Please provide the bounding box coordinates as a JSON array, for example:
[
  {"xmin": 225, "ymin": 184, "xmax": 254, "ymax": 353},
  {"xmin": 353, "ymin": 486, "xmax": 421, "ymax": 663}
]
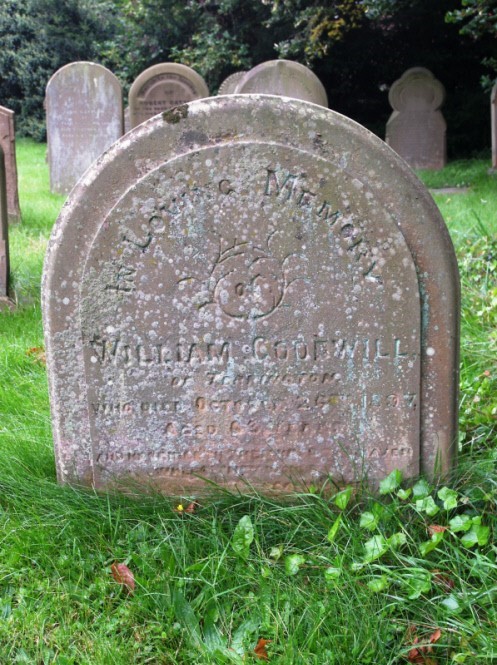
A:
[
  {"xmin": 42, "ymin": 95, "xmax": 459, "ymax": 494},
  {"xmin": 46, "ymin": 62, "xmax": 124, "ymax": 195},
  {"xmin": 0, "ymin": 146, "xmax": 14, "ymax": 310},
  {"xmin": 0, "ymin": 107, "xmax": 21, "ymax": 224},
  {"xmin": 491, "ymin": 83, "xmax": 497, "ymax": 170},
  {"xmin": 129, "ymin": 63, "xmax": 209, "ymax": 129},
  {"xmin": 124, "ymin": 106, "xmax": 131, "ymax": 134},
  {"xmin": 218, "ymin": 72, "xmax": 247, "ymax": 95},
  {"xmin": 386, "ymin": 68, "xmax": 446, "ymax": 170},
  {"xmin": 235, "ymin": 60, "xmax": 328, "ymax": 107}
]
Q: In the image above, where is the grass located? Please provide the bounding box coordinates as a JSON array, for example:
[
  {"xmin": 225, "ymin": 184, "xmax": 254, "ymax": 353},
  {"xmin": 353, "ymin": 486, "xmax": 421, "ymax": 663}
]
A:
[{"xmin": 1, "ymin": 141, "xmax": 497, "ymax": 663}]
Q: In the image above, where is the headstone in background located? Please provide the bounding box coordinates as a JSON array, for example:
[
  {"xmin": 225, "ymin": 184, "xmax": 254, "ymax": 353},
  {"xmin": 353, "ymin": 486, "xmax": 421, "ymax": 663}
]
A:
[
  {"xmin": 0, "ymin": 147, "xmax": 14, "ymax": 311},
  {"xmin": 218, "ymin": 72, "xmax": 247, "ymax": 95},
  {"xmin": 46, "ymin": 62, "xmax": 123, "ymax": 195},
  {"xmin": 128, "ymin": 63, "xmax": 209, "ymax": 129},
  {"xmin": 0, "ymin": 107, "xmax": 21, "ymax": 224},
  {"xmin": 42, "ymin": 95, "xmax": 459, "ymax": 493},
  {"xmin": 235, "ymin": 60, "xmax": 328, "ymax": 107},
  {"xmin": 124, "ymin": 106, "xmax": 131, "ymax": 134},
  {"xmin": 491, "ymin": 82, "xmax": 497, "ymax": 172},
  {"xmin": 385, "ymin": 67, "xmax": 446, "ymax": 170}
]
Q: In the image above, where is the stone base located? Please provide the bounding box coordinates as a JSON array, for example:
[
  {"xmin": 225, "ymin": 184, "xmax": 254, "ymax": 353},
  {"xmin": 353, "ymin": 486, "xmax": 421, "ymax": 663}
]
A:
[{"xmin": 0, "ymin": 296, "xmax": 15, "ymax": 311}]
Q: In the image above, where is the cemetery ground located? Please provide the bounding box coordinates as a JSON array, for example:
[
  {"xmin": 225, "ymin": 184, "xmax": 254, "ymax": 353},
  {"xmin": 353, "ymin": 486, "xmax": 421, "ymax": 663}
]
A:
[{"xmin": 0, "ymin": 140, "xmax": 496, "ymax": 664}]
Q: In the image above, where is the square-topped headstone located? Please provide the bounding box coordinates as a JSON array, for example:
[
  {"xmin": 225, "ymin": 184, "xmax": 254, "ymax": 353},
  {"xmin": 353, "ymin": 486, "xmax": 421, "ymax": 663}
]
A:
[
  {"xmin": 0, "ymin": 106, "xmax": 21, "ymax": 224},
  {"xmin": 42, "ymin": 95, "xmax": 459, "ymax": 493},
  {"xmin": 46, "ymin": 62, "xmax": 123, "ymax": 194}
]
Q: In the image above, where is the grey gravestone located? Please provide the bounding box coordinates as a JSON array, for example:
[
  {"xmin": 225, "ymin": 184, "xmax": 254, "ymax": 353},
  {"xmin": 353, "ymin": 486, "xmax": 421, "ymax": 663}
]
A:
[
  {"xmin": 491, "ymin": 83, "xmax": 497, "ymax": 172},
  {"xmin": 129, "ymin": 63, "xmax": 209, "ymax": 129},
  {"xmin": 46, "ymin": 62, "xmax": 123, "ymax": 195},
  {"xmin": 218, "ymin": 72, "xmax": 247, "ymax": 95},
  {"xmin": 386, "ymin": 67, "xmax": 446, "ymax": 170},
  {"xmin": 0, "ymin": 146, "xmax": 14, "ymax": 310},
  {"xmin": 235, "ymin": 60, "xmax": 328, "ymax": 107},
  {"xmin": 42, "ymin": 95, "xmax": 459, "ymax": 494},
  {"xmin": 0, "ymin": 107, "xmax": 21, "ymax": 224},
  {"xmin": 124, "ymin": 106, "xmax": 131, "ymax": 134}
]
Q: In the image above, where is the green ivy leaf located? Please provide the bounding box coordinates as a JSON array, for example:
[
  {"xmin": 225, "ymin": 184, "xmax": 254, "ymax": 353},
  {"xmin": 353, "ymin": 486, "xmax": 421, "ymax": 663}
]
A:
[
  {"xmin": 334, "ymin": 487, "xmax": 353, "ymax": 510},
  {"xmin": 359, "ymin": 511, "xmax": 379, "ymax": 531},
  {"xmin": 324, "ymin": 566, "xmax": 341, "ymax": 581},
  {"xmin": 397, "ymin": 488, "xmax": 412, "ymax": 500},
  {"xmin": 461, "ymin": 524, "xmax": 490, "ymax": 548},
  {"xmin": 416, "ymin": 496, "xmax": 440, "ymax": 517},
  {"xmin": 363, "ymin": 535, "xmax": 389, "ymax": 563},
  {"xmin": 412, "ymin": 478, "xmax": 431, "ymax": 499},
  {"xmin": 449, "ymin": 514, "xmax": 472, "ymax": 533},
  {"xmin": 441, "ymin": 594, "xmax": 461, "ymax": 613},
  {"xmin": 367, "ymin": 575, "xmax": 389, "ymax": 592},
  {"xmin": 379, "ymin": 469, "xmax": 403, "ymax": 495},
  {"xmin": 402, "ymin": 568, "xmax": 431, "ymax": 599},
  {"xmin": 388, "ymin": 532, "xmax": 407, "ymax": 549},
  {"xmin": 438, "ymin": 487, "xmax": 458, "ymax": 510},
  {"xmin": 284, "ymin": 554, "xmax": 305, "ymax": 576},
  {"xmin": 231, "ymin": 515, "xmax": 254, "ymax": 560},
  {"xmin": 419, "ymin": 530, "xmax": 445, "ymax": 556},
  {"xmin": 327, "ymin": 515, "xmax": 342, "ymax": 543},
  {"xmin": 269, "ymin": 545, "xmax": 283, "ymax": 561}
]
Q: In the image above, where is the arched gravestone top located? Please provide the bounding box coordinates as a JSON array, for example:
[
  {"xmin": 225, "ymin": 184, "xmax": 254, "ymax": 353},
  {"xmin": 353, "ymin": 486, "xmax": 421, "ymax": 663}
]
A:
[
  {"xmin": 129, "ymin": 63, "xmax": 209, "ymax": 129},
  {"xmin": 42, "ymin": 95, "xmax": 459, "ymax": 494},
  {"xmin": 235, "ymin": 60, "xmax": 328, "ymax": 107},
  {"xmin": 46, "ymin": 62, "xmax": 123, "ymax": 195},
  {"xmin": 218, "ymin": 72, "xmax": 247, "ymax": 95},
  {"xmin": 491, "ymin": 82, "xmax": 497, "ymax": 170},
  {"xmin": 386, "ymin": 67, "xmax": 446, "ymax": 170}
]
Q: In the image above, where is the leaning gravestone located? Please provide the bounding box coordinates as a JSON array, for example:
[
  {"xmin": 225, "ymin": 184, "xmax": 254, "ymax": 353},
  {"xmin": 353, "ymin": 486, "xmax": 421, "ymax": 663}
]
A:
[
  {"xmin": 42, "ymin": 95, "xmax": 459, "ymax": 493},
  {"xmin": 0, "ymin": 146, "xmax": 14, "ymax": 310},
  {"xmin": 218, "ymin": 72, "xmax": 247, "ymax": 95},
  {"xmin": 46, "ymin": 62, "xmax": 123, "ymax": 194},
  {"xmin": 129, "ymin": 63, "xmax": 209, "ymax": 129},
  {"xmin": 235, "ymin": 60, "xmax": 328, "ymax": 107},
  {"xmin": 386, "ymin": 67, "xmax": 446, "ymax": 170},
  {"xmin": 0, "ymin": 107, "xmax": 21, "ymax": 224},
  {"xmin": 491, "ymin": 83, "xmax": 497, "ymax": 172}
]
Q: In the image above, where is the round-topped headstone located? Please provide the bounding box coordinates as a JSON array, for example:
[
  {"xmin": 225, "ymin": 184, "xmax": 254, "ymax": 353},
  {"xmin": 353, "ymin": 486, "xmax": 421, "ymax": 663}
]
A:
[
  {"xmin": 42, "ymin": 95, "xmax": 459, "ymax": 494},
  {"xmin": 235, "ymin": 60, "xmax": 328, "ymax": 107},
  {"xmin": 129, "ymin": 63, "xmax": 209, "ymax": 129},
  {"xmin": 218, "ymin": 72, "xmax": 247, "ymax": 95}
]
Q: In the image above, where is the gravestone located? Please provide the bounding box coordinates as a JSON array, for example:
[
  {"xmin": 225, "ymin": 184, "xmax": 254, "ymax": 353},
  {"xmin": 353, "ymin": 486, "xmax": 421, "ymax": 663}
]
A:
[
  {"xmin": 0, "ymin": 107, "xmax": 21, "ymax": 224},
  {"xmin": 42, "ymin": 95, "xmax": 459, "ymax": 493},
  {"xmin": 124, "ymin": 107, "xmax": 131, "ymax": 134},
  {"xmin": 386, "ymin": 67, "xmax": 446, "ymax": 170},
  {"xmin": 218, "ymin": 72, "xmax": 247, "ymax": 95},
  {"xmin": 235, "ymin": 60, "xmax": 328, "ymax": 107},
  {"xmin": 129, "ymin": 63, "xmax": 209, "ymax": 129},
  {"xmin": 0, "ymin": 147, "xmax": 14, "ymax": 310},
  {"xmin": 491, "ymin": 83, "xmax": 497, "ymax": 172},
  {"xmin": 46, "ymin": 62, "xmax": 123, "ymax": 194}
]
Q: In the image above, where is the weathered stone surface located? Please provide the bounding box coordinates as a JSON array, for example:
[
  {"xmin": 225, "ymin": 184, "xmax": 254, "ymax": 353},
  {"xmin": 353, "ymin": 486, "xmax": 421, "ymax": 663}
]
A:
[
  {"xmin": 124, "ymin": 106, "xmax": 131, "ymax": 134},
  {"xmin": 386, "ymin": 68, "xmax": 446, "ymax": 170},
  {"xmin": 42, "ymin": 95, "xmax": 459, "ymax": 494},
  {"xmin": 0, "ymin": 146, "xmax": 14, "ymax": 311},
  {"xmin": 46, "ymin": 62, "xmax": 123, "ymax": 195},
  {"xmin": 235, "ymin": 60, "xmax": 328, "ymax": 107},
  {"xmin": 0, "ymin": 107, "xmax": 21, "ymax": 224},
  {"xmin": 491, "ymin": 83, "xmax": 497, "ymax": 170},
  {"xmin": 129, "ymin": 63, "xmax": 209, "ymax": 129},
  {"xmin": 218, "ymin": 72, "xmax": 247, "ymax": 95}
]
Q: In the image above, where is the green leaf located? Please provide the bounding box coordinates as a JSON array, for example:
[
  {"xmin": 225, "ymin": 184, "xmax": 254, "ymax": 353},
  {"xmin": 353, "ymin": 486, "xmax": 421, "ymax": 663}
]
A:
[
  {"xmin": 397, "ymin": 488, "xmax": 412, "ymax": 500},
  {"xmin": 416, "ymin": 496, "xmax": 440, "ymax": 516},
  {"xmin": 402, "ymin": 568, "xmax": 431, "ymax": 599},
  {"xmin": 441, "ymin": 594, "xmax": 461, "ymax": 613},
  {"xmin": 412, "ymin": 478, "xmax": 431, "ymax": 499},
  {"xmin": 324, "ymin": 566, "xmax": 341, "ymax": 581},
  {"xmin": 284, "ymin": 554, "xmax": 305, "ymax": 576},
  {"xmin": 379, "ymin": 469, "xmax": 403, "ymax": 495},
  {"xmin": 461, "ymin": 524, "xmax": 490, "ymax": 548},
  {"xmin": 449, "ymin": 514, "xmax": 473, "ymax": 533},
  {"xmin": 231, "ymin": 515, "xmax": 254, "ymax": 560},
  {"xmin": 334, "ymin": 487, "xmax": 353, "ymax": 510},
  {"xmin": 363, "ymin": 535, "xmax": 389, "ymax": 563},
  {"xmin": 359, "ymin": 511, "xmax": 379, "ymax": 531},
  {"xmin": 269, "ymin": 545, "xmax": 283, "ymax": 561},
  {"xmin": 172, "ymin": 589, "xmax": 203, "ymax": 649},
  {"xmin": 388, "ymin": 532, "xmax": 407, "ymax": 549},
  {"xmin": 367, "ymin": 575, "xmax": 389, "ymax": 592},
  {"xmin": 419, "ymin": 530, "xmax": 445, "ymax": 556},
  {"xmin": 438, "ymin": 486, "xmax": 458, "ymax": 510},
  {"xmin": 327, "ymin": 515, "xmax": 342, "ymax": 543}
]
